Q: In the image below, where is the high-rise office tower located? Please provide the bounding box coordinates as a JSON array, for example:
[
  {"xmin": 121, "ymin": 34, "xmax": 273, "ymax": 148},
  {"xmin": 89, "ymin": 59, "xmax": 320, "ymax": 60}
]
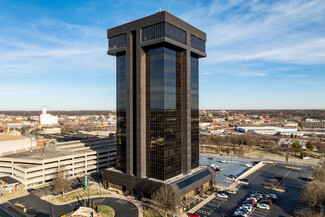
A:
[{"xmin": 104, "ymin": 11, "xmax": 214, "ymax": 204}]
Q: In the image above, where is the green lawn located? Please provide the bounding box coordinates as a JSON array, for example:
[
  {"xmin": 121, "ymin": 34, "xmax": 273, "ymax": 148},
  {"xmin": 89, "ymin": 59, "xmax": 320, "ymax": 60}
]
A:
[
  {"xmin": 143, "ymin": 207, "xmax": 163, "ymax": 217},
  {"xmin": 97, "ymin": 205, "xmax": 115, "ymax": 217},
  {"xmin": 54, "ymin": 187, "xmax": 107, "ymax": 203},
  {"xmin": 8, "ymin": 206, "xmax": 27, "ymax": 217}
]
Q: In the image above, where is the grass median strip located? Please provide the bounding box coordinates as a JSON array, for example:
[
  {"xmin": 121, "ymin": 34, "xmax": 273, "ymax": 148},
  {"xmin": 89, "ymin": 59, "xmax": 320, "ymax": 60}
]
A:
[
  {"xmin": 8, "ymin": 206, "xmax": 27, "ymax": 217},
  {"xmin": 97, "ymin": 205, "xmax": 115, "ymax": 217},
  {"xmin": 53, "ymin": 187, "xmax": 108, "ymax": 203}
]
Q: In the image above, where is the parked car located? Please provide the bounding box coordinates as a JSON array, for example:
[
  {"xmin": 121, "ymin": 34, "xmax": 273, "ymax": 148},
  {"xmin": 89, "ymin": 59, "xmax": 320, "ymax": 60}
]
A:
[
  {"xmin": 265, "ymin": 194, "xmax": 278, "ymax": 199},
  {"xmin": 240, "ymin": 178, "xmax": 250, "ymax": 183},
  {"xmin": 245, "ymin": 164, "xmax": 253, "ymax": 168},
  {"xmin": 188, "ymin": 213, "xmax": 200, "ymax": 217},
  {"xmin": 260, "ymin": 199, "xmax": 272, "ymax": 205},
  {"xmin": 246, "ymin": 197, "xmax": 258, "ymax": 203},
  {"xmin": 221, "ymin": 160, "xmax": 230, "ymax": 164},
  {"xmin": 233, "ymin": 211, "xmax": 248, "ymax": 217},
  {"xmin": 243, "ymin": 200, "xmax": 254, "ymax": 205},
  {"xmin": 265, "ymin": 197, "xmax": 276, "ymax": 203},
  {"xmin": 72, "ymin": 184, "xmax": 81, "ymax": 189},
  {"xmin": 244, "ymin": 199, "xmax": 255, "ymax": 204},
  {"xmin": 217, "ymin": 193, "xmax": 229, "ymax": 198},
  {"xmin": 228, "ymin": 175, "xmax": 237, "ymax": 180},
  {"xmin": 239, "ymin": 205, "xmax": 252, "ymax": 213},
  {"xmin": 250, "ymin": 193, "xmax": 263, "ymax": 199},
  {"xmin": 236, "ymin": 208, "xmax": 249, "ymax": 214},
  {"xmin": 218, "ymin": 191, "xmax": 231, "ymax": 196},
  {"xmin": 265, "ymin": 198, "xmax": 273, "ymax": 203},
  {"xmin": 211, "ymin": 169, "xmax": 218, "ymax": 173},
  {"xmin": 241, "ymin": 204, "xmax": 253, "ymax": 212},
  {"xmin": 27, "ymin": 188, "xmax": 35, "ymax": 193},
  {"xmin": 257, "ymin": 203, "xmax": 270, "ymax": 210}
]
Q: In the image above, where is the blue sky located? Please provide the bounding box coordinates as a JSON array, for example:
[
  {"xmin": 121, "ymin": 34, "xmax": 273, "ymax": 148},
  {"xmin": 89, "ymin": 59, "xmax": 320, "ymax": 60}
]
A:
[{"xmin": 0, "ymin": 0, "xmax": 324, "ymax": 110}]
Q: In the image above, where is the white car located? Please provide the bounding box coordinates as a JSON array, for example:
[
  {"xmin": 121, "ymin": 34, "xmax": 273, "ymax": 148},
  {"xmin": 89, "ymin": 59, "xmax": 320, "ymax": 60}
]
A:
[
  {"xmin": 221, "ymin": 160, "xmax": 230, "ymax": 164},
  {"xmin": 239, "ymin": 206, "xmax": 252, "ymax": 213},
  {"xmin": 245, "ymin": 164, "xmax": 253, "ymax": 168},
  {"xmin": 241, "ymin": 204, "xmax": 253, "ymax": 212},
  {"xmin": 250, "ymin": 194, "xmax": 263, "ymax": 199},
  {"xmin": 217, "ymin": 193, "xmax": 228, "ymax": 198},
  {"xmin": 266, "ymin": 194, "xmax": 278, "ymax": 199},
  {"xmin": 257, "ymin": 203, "xmax": 270, "ymax": 210},
  {"xmin": 234, "ymin": 211, "xmax": 248, "ymax": 217}
]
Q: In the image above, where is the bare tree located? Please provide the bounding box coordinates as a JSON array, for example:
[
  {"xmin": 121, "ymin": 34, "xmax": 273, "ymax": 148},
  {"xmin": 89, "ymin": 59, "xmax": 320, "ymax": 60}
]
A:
[
  {"xmin": 258, "ymin": 153, "xmax": 264, "ymax": 161},
  {"xmin": 295, "ymin": 207, "xmax": 318, "ymax": 217},
  {"xmin": 225, "ymin": 146, "xmax": 231, "ymax": 155},
  {"xmin": 313, "ymin": 167, "xmax": 325, "ymax": 181},
  {"xmin": 152, "ymin": 184, "xmax": 176, "ymax": 217},
  {"xmin": 301, "ymin": 180, "xmax": 325, "ymax": 209},
  {"xmin": 53, "ymin": 164, "xmax": 70, "ymax": 197},
  {"xmin": 285, "ymin": 153, "xmax": 289, "ymax": 165},
  {"xmin": 236, "ymin": 148, "xmax": 244, "ymax": 158}
]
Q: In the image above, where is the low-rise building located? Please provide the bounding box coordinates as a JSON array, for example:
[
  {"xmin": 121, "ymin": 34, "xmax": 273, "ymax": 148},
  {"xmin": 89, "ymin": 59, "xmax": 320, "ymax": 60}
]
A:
[
  {"xmin": 40, "ymin": 107, "xmax": 58, "ymax": 125},
  {"xmin": 0, "ymin": 176, "xmax": 20, "ymax": 192},
  {"xmin": 0, "ymin": 138, "xmax": 116, "ymax": 188},
  {"xmin": 0, "ymin": 134, "xmax": 36, "ymax": 156}
]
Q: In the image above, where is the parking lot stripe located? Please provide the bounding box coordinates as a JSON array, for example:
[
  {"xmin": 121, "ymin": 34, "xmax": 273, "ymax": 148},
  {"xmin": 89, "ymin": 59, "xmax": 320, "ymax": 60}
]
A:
[
  {"xmin": 200, "ymin": 206, "xmax": 214, "ymax": 212},
  {"xmin": 197, "ymin": 209, "xmax": 212, "ymax": 215},
  {"xmin": 0, "ymin": 206, "xmax": 16, "ymax": 217}
]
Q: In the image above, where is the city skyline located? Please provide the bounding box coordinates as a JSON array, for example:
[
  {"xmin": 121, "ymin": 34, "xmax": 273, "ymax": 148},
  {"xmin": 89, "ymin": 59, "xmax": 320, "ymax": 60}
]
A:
[{"xmin": 0, "ymin": 0, "xmax": 325, "ymax": 110}]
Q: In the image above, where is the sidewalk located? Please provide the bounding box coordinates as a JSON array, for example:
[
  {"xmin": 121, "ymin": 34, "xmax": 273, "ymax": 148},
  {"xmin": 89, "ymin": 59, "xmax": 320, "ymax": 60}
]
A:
[{"xmin": 181, "ymin": 194, "xmax": 216, "ymax": 217}]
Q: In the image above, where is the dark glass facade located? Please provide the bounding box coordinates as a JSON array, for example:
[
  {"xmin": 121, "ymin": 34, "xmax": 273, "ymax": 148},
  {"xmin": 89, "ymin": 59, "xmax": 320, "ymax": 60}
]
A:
[
  {"xmin": 116, "ymin": 54, "xmax": 127, "ymax": 172},
  {"xmin": 190, "ymin": 35, "xmax": 205, "ymax": 52},
  {"xmin": 146, "ymin": 47, "xmax": 182, "ymax": 180},
  {"xmin": 191, "ymin": 56, "xmax": 199, "ymax": 169},
  {"xmin": 109, "ymin": 34, "xmax": 126, "ymax": 50},
  {"xmin": 108, "ymin": 12, "xmax": 206, "ymax": 183},
  {"xmin": 142, "ymin": 23, "xmax": 186, "ymax": 44}
]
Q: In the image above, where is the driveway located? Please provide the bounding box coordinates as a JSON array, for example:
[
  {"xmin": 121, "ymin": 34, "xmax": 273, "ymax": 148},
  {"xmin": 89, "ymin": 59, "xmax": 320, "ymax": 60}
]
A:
[{"xmin": 9, "ymin": 195, "xmax": 138, "ymax": 217}]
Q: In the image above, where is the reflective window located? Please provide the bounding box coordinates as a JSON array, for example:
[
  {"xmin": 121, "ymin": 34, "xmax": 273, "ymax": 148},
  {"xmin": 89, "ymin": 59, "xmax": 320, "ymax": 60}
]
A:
[
  {"xmin": 146, "ymin": 47, "xmax": 182, "ymax": 180},
  {"xmin": 191, "ymin": 56, "xmax": 199, "ymax": 169},
  {"xmin": 116, "ymin": 54, "xmax": 127, "ymax": 172},
  {"xmin": 190, "ymin": 35, "xmax": 205, "ymax": 52},
  {"xmin": 109, "ymin": 34, "xmax": 126, "ymax": 50},
  {"xmin": 142, "ymin": 23, "xmax": 164, "ymax": 41},
  {"xmin": 142, "ymin": 23, "xmax": 186, "ymax": 45},
  {"xmin": 165, "ymin": 23, "xmax": 186, "ymax": 44}
]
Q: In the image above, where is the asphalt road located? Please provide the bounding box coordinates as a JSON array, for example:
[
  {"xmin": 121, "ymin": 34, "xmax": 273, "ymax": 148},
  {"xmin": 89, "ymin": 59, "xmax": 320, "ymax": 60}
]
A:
[
  {"xmin": 0, "ymin": 205, "xmax": 15, "ymax": 217},
  {"xmin": 196, "ymin": 164, "xmax": 314, "ymax": 217},
  {"xmin": 9, "ymin": 194, "xmax": 138, "ymax": 217}
]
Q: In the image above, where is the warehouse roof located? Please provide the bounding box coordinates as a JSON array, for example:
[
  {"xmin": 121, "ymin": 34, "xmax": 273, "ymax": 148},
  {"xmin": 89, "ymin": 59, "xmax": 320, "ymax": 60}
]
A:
[{"xmin": 0, "ymin": 134, "xmax": 28, "ymax": 142}]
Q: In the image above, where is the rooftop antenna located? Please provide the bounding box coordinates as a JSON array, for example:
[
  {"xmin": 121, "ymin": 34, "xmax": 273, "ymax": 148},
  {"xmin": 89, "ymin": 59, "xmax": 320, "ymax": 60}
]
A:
[{"xmin": 167, "ymin": 4, "xmax": 169, "ymax": 11}]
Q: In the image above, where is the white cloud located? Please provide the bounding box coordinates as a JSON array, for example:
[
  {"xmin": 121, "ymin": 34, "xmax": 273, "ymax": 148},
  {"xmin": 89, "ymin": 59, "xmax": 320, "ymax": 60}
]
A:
[
  {"xmin": 0, "ymin": 19, "xmax": 114, "ymax": 75},
  {"xmin": 181, "ymin": 0, "xmax": 325, "ymax": 65}
]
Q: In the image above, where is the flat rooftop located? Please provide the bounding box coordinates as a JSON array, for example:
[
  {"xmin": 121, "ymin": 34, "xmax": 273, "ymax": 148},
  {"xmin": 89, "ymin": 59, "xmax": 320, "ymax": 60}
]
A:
[
  {"xmin": 0, "ymin": 144, "xmax": 116, "ymax": 162},
  {"xmin": 0, "ymin": 134, "xmax": 28, "ymax": 141}
]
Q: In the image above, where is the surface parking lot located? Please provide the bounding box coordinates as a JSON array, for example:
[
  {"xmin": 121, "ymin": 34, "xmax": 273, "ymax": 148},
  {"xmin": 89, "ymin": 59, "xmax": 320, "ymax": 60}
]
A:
[
  {"xmin": 196, "ymin": 197, "xmax": 228, "ymax": 216},
  {"xmin": 250, "ymin": 207, "xmax": 270, "ymax": 217},
  {"xmin": 194, "ymin": 163, "xmax": 314, "ymax": 217}
]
